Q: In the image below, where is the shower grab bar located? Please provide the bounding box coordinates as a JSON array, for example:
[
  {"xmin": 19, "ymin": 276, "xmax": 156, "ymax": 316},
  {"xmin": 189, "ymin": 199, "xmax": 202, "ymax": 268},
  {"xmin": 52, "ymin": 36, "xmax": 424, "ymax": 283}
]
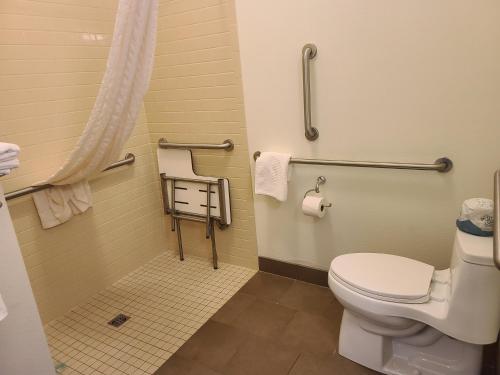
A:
[
  {"xmin": 158, "ymin": 138, "xmax": 234, "ymax": 151},
  {"xmin": 4, "ymin": 153, "xmax": 136, "ymax": 201},
  {"xmin": 494, "ymin": 170, "xmax": 500, "ymax": 269},
  {"xmin": 253, "ymin": 151, "xmax": 453, "ymax": 173},
  {"xmin": 302, "ymin": 43, "xmax": 319, "ymax": 141}
]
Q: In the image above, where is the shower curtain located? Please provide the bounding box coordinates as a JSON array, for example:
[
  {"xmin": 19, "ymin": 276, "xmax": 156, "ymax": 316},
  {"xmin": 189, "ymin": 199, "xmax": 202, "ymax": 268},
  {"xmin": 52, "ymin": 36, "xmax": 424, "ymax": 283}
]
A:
[
  {"xmin": 33, "ymin": 0, "xmax": 158, "ymax": 228},
  {"xmin": 48, "ymin": 0, "xmax": 158, "ymax": 185}
]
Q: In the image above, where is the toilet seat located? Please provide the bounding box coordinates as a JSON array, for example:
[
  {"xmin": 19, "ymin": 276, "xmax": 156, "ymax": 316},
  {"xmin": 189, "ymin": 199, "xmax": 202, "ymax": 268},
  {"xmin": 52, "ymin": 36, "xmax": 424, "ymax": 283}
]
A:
[{"xmin": 330, "ymin": 253, "xmax": 435, "ymax": 304}]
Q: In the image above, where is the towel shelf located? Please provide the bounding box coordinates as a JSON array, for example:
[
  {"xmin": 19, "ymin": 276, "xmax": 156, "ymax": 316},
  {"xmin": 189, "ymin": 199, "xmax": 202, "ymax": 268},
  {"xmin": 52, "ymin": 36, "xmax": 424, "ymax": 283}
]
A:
[
  {"xmin": 158, "ymin": 138, "xmax": 234, "ymax": 151},
  {"xmin": 4, "ymin": 153, "xmax": 136, "ymax": 201},
  {"xmin": 253, "ymin": 151, "xmax": 453, "ymax": 173}
]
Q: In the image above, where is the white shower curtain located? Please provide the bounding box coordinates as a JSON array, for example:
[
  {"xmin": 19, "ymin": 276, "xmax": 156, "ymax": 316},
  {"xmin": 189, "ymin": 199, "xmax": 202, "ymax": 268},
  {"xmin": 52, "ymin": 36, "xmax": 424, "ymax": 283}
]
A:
[
  {"xmin": 33, "ymin": 0, "xmax": 158, "ymax": 228},
  {"xmin": 48, "ymin": 0, "xmax": 158, "ymax": 185}
]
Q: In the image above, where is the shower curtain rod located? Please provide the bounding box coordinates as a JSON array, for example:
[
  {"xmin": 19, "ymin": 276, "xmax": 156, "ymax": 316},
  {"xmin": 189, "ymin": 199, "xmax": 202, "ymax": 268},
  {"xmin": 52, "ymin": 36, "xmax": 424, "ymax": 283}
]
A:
[
  {"xmin": 253, "ymin": 151, "xmax": 453, "ymax": 173},
  {"xmin": 3, "ymin": 153, "xmax": 136, "ymax": 201}
]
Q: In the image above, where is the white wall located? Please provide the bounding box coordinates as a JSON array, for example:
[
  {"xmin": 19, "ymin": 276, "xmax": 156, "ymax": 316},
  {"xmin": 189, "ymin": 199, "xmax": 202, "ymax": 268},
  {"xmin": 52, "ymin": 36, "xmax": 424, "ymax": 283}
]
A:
[
  {"xmin": 0, "ymin": 186, "xmax": 55, "ymax": 375},
  {"xmin": 235, "ymin": 0, "xmax": 500, "ymax": 270}
]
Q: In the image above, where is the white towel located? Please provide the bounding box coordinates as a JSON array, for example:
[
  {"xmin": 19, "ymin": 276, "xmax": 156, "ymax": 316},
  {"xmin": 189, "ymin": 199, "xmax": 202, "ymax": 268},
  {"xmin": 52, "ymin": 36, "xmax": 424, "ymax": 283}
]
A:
[
  {"xmin": 0, "ymin": 142, "xmax": 20, "ymax": 157},
  {"xmin": 0, "ymin": 159, "xmax": 20, "ymax": 171},
  {"xmin": 0, "ymin": 293, "xmax": 7, "ymax": 322},
  {"xmin": 255, "ymin": 152, "xmax": 291, "ymax": 202},
  {"xmin": 32, "ymin": 181, "xmax": 92, "ymax": 229},
  {"xmin": 0, "ymin": 142, "xmax": 20, "ymax": 175}
]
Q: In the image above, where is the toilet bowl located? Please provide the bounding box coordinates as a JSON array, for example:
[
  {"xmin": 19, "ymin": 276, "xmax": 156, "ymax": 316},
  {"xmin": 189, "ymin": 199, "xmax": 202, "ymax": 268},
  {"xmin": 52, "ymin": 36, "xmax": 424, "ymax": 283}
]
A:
[{"xmin": 328, "ymin": 229, "xmax": 500, "ymax": 375}]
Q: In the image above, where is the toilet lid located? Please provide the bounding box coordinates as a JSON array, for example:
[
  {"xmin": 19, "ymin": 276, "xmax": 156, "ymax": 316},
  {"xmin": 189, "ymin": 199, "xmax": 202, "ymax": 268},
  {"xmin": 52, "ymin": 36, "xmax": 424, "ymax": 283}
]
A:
[{"xmin": 330, "ymin": 253, "xmax": 435, "ymax": 303}]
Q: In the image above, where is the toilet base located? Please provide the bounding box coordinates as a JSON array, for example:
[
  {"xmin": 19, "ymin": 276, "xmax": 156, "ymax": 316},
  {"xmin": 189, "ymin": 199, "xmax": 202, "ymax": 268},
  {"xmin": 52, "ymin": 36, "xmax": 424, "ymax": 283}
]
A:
[{"xmin": 338, "ymin": 310, "xmax": 483, "ymax": 375}]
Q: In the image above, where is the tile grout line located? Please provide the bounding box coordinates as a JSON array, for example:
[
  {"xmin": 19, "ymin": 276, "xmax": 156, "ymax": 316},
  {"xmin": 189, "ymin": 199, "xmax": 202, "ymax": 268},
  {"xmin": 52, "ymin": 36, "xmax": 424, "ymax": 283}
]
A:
[{"xmin": 44, "ymin": 250, "xmax": 256, "ymax": 375}]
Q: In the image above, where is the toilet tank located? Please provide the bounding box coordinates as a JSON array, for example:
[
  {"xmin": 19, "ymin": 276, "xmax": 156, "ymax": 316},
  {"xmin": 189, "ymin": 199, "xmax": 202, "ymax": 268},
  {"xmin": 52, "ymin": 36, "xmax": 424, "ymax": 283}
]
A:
[{"xmin": 447, "ymin": 230, "xmax": 500, "ymax": 344}]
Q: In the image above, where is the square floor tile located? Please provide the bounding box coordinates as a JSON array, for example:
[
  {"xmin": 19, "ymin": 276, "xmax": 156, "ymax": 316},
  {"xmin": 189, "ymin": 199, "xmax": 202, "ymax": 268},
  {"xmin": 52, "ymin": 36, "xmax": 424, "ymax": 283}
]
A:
[
  {"xmin": 175, "ymin": 320, "xmax": 248, "ymax": 371},
  {"xmin": 289, "ymin": 352, "xmax": 379, "ymax": 375},
  {"xmin": 239, "ymin": 272, "xmax": 294, "ymax": 302},
  {"xmin": 211, "ymin": 292, "xmax": 256, "ymax": 325},
  {"xmin": 154, "ymin": 355, "xmax": 222, "ymax": 375},
  {"xmin": 44, "ymin": 252, "xmax": 256, "ymax": 375},
  {"xmin": 229, "ymin": 298, "xmax": 296, "ymax": 339},
  {"xmin": 221, "ymin": 334, "xmax": 300, "ymax": 375},
  {"xmin": 278, "ymin": 280, "xmax": 340, "ymax": 318},
  {"xmin": 279, "ymin": 311, "xmax": 340, "ymax": 355}
]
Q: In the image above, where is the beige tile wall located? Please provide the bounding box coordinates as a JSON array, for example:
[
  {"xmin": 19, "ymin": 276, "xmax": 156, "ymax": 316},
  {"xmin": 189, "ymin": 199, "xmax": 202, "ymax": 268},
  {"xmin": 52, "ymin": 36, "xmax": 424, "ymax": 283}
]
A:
[
  {"xmin": 0, "ymin": 0, "xmax": 258, "ymax": 323},
  {"xmin": 144, "ymin": 0, "xmax": 258, "ymax": 269},
  {"xmin": 0, "ymin": 0, "xmax": 168, "ymax": 323}
]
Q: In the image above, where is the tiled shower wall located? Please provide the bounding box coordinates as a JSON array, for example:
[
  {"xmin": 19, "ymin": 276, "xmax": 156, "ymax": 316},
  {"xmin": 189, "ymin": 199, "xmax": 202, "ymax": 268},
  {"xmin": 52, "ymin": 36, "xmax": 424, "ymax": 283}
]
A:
[
  {"xmin": 144, "ymin": 0, "xmax": 258, "ymax": 269},
  {"xmin": 0, "ymin": 0, "xmax": 257, "ymax": 324},
  {"xmin": 0, "ymin": 0, "xmax": 169, "ymax": 323}
]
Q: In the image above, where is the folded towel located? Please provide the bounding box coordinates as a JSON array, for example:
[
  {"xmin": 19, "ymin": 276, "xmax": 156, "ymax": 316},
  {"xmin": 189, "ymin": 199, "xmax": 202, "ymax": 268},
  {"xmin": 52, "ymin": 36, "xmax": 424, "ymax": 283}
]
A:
[
  {"xmin": 0, "ymin": 151, "xmax": 19, "ymax": 163},
  {"xmin": 255, "ymin": 152, "xmax": 291, "ymax": 202},
  {"xmin": 0, "ymin": 293, "xmax": 7, "ymax": 322},
  {"xmin": 0, "ymin": 158, "xmax": 20, "ymax": 171},
  {"xmin": 32, "ymin": 181, "xmax": 93, "ymax": 229},
  {"xmin": 0, "ymin": 142, "xmax": 20, "ymax": 176},
  {"xmin": 0, "ymin": 142, "xmax": 20, "ymax": 157}
]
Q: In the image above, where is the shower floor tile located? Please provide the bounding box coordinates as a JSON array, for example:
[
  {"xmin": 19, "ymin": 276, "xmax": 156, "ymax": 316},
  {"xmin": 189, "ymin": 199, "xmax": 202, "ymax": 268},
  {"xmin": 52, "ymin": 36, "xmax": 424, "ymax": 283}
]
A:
[{"xmin": 44, "ymin": 251, "xmax": 256, "ymax": 375}]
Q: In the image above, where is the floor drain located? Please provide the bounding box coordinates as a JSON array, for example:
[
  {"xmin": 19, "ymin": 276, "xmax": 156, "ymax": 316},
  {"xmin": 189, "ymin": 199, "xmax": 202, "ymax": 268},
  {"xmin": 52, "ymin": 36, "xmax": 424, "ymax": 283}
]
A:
[
  {"xmin": 55, "ymin": 362, "xmax": 67, "ymax": 373},
  {"xmin": 108, "ymin": 313, "xmax": 130, "ymax": 327}
]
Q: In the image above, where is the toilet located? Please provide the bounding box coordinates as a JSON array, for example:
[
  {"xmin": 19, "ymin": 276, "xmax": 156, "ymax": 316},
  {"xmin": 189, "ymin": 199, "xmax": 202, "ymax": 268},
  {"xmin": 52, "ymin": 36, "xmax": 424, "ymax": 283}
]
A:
[{"xmin": 328, "ymin": 229, "xmax": 500, "ymax": 375}]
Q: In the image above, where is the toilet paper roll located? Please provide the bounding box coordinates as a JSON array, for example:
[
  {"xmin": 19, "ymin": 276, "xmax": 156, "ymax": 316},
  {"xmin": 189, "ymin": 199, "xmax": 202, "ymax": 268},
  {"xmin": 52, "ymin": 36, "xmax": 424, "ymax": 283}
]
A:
[{"xmin": 302, "ymin": 195, "xmax": 327, "ymax": 218}]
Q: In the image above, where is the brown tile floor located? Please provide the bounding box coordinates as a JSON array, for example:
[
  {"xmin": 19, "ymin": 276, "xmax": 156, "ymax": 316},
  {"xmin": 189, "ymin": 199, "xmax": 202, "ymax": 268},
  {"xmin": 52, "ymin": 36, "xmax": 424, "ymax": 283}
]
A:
[
  {"xmin": 155, "ymin": 271, "xmax": 499, "ymax": 375},
  {"xmin": 154, "ymin": 272, "xmax": 378, "ymax": 375}
]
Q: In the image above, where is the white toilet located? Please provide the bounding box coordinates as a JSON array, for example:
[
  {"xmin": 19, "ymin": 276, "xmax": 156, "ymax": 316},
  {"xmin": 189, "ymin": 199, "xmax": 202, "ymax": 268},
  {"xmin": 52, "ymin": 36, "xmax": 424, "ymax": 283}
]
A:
[{"xmin": 328, "ymin": 229, "xmax": 500, "ymax": 375}]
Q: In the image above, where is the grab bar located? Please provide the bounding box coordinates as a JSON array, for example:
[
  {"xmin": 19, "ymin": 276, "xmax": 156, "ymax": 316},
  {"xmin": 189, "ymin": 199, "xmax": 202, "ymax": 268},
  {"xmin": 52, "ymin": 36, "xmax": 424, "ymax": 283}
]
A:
[
  {"xmin": 158, "ymin": 138, "xmax": 234, "ymax": 151},
  {"xmin": 4, "ymin": 153, "xmax": 136, "ymax": 201},
  {"xmin": 302, "ymin": 43, "xmax": 319, "ymax": 141},
  {"xmin": 494, "ymin": 170, "xmax": 500, "ymax": 269},
  {"xmin": 253, "ymin": 151, "xmax": 453, "ymax": 173}
]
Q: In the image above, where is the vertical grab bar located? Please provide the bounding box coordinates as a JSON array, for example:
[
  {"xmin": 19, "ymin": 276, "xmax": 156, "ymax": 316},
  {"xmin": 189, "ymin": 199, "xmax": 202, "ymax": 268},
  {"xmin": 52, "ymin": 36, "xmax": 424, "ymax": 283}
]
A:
[
  {"xmin": 302, "ymin": 43, "xmax": 319, "ymax": 141},
  {"xmin": 494, "ymin": 170, "xmax": 500, "ymax": 269}
]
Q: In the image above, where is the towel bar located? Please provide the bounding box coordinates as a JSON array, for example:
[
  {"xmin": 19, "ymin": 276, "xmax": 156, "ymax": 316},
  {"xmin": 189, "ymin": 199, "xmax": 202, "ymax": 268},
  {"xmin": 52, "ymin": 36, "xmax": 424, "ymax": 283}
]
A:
[
  {"xmin": 4, "ymin": 153, "xmax": 136, "ymax": 201},
  {"xmin": 158, "ymin": 138, "xmax": 234, "ymax": 151},
  {"xmin": 253, "ymin": 151, "xmax": 453, "ymax": 173}
]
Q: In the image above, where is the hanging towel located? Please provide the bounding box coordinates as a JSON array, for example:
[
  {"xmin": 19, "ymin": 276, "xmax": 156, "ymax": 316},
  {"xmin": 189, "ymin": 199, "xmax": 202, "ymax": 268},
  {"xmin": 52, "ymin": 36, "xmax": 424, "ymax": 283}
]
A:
[
  {"xmin": 32, "ymin": 181, "xmax": 92, "ymax": 229},
  {"xmin": 255, "ymin": 152, "xmax": 292, "ymax": 202},
  {"xmin": 0, "ymin": 142, "xmax": 20, "ymax": 176},
  {"xmin": 0, "ymin": 293, "xmax": 7, "ymax": 322},
  {"xmin": 32, "ymin": 0, "xmax": 158, "ymax": 228}
]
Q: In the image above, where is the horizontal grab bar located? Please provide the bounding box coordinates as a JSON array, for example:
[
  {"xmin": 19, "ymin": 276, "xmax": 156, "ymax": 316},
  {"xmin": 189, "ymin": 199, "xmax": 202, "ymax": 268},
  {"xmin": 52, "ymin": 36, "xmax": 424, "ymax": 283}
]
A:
[
  {"xmin": 253, "ymin": 151, "xmax": 453, "ymax": 173},
  {"xmin": 4, "ymin": 153, "xmax": 136, "ymax": 201},
  {"xmin": 494, "ymin": 170, "xmax": 500, "ymax": 269},
  {"xmin": 158, "ymin": 138, "xmax": 234, "ymax": 151}
]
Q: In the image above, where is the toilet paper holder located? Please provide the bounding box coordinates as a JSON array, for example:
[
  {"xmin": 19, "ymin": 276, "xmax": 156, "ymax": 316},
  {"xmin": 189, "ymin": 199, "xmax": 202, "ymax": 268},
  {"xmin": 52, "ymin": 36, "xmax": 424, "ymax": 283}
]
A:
[{"xmin": 304, "ymin": 176, "xmax": 332, "ymax": 207}]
